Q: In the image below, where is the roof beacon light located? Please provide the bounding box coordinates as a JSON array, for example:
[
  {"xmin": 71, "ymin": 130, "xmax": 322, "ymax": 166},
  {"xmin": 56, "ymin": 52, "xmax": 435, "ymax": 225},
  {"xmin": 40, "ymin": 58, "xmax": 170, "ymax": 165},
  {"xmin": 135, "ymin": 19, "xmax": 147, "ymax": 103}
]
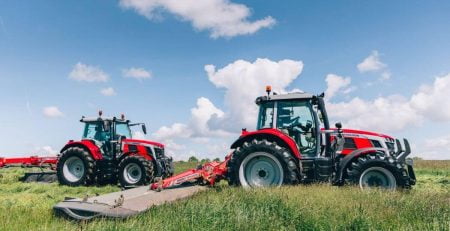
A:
[
  {"xmin": 121, "ymin": 114, "xmax": 125, "ymax": 120},
  {"xmin": 98, "ymin": 110, "xmax": 103, "ymax": 117},
  {"xmin": 266, "ymin": 85, "xmax": 272, "ymax": 98}
]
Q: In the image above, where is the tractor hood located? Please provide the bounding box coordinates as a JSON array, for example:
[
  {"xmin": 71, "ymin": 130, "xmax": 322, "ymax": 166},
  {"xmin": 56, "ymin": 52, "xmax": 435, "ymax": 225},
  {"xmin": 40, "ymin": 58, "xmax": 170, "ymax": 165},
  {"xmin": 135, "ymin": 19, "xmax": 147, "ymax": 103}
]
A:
[
  {"xmin": 122, "ymin": 139, "xmax": 164, "ymax": 148},
  {"xmin": 328, "ymin": 128, "xmax": 395, "ymax": 140}
]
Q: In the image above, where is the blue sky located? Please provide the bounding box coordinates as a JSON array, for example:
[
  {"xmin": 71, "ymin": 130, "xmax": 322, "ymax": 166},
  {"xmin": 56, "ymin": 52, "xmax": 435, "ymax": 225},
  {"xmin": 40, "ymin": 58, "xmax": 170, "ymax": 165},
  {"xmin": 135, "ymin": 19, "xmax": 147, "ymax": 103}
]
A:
[{"xmin": 0, "ymin": 0, "xmax": 449, "ymax": 159}]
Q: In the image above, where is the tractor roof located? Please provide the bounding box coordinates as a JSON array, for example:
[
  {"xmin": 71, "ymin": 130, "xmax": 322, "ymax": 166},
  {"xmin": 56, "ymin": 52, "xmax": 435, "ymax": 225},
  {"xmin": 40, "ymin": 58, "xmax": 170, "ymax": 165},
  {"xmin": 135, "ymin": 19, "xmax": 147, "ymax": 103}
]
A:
[
  {"xmin": 255, "ymin": 92, "xmax": 315, "ymax": 105},
  {"xmin": 80, "ymin": 117, "xmax": 129, "ymax": 123}
]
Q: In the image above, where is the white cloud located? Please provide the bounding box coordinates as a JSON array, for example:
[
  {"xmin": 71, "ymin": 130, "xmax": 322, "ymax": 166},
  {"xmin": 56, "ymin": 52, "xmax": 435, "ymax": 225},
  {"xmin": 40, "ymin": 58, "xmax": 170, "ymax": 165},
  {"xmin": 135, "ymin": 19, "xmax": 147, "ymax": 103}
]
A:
[
  {"xmin": 205, "ymin": 58, "xmax": 303, "ymax": 131},
  {"xmin": 33, "ymin": 146, "xmax": 58, "ymax": 156},
  {"xmin": 132, "ymin": 130, "xmax": 147, "ymax": 139},
  {"xmin": 100, "ymin": 87, "xmax": 116, "ymax": 96},
  {"xmin": 324, "ymin": 74, "xmax": 352, "ymax": 99},
  {"xmin": 410, "ymin": 73, "xmax": 450, "ymax": 121},
  {"xmin": 122, "ymin": 67, "xmax": 152, "ymax": 80},
  {"xmin": 119, "ymin": 0, "xmax": 276, "ymax": 38},
  {"xmin": 69, "ymin": 62, "xmax": 109, "ymax": 82},
  {"xmin": 357, "ymin": 50, "xmax": 386, "ymax": 73},
  {"xmin": 43, "ymin": 106, "xmax": 63, "ymax": 118},
  {"xmin": 327, "ymin": 95, "xmax": 421, "ymax": 133},
  {"xmin": 327, "ymin": 73, "xmax": 450, "ymax": 133},
  {"xmin": 420, "ymin": 135, "xmax": 450, "ymax": 160}
]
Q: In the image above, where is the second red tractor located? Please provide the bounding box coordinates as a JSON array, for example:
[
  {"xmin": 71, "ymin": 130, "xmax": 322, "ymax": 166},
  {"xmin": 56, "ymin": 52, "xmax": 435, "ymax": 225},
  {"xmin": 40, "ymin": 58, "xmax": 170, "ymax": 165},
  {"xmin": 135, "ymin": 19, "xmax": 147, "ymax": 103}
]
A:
[{"xmin": 56, "ymin": 113, "xmax": 174, "ymax": 187}]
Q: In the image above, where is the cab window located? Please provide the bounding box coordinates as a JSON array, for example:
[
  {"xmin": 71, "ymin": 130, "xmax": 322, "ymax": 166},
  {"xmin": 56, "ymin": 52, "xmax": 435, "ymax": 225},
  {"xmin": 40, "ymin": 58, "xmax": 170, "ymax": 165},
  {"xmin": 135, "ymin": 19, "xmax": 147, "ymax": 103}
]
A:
[
  {"xmin": 257, "ymin": 102, "xmax": 275, "ymax": 129},
  {"xmin": 83, "ymin": 122, "xmax": 110, "ymax": 141}
]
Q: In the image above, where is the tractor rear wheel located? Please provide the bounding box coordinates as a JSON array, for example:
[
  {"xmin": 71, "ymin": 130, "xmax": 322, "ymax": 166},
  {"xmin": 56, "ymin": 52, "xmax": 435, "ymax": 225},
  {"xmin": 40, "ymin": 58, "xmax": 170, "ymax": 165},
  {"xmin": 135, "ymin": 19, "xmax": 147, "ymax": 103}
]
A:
[
  {"xmin": 57, "ymin": 147, "xmax": 96, "ymax": 186},
  {"xmin": 346, "ymin": 152, "xmax": 410, "ymax": 190},
  {"xmin": 227, "ymin": 139, "xmax": 300, "ymax": 188},
  {"xmin": 118, "ymin": 155, "xmax": 154, "ymax": 187}
]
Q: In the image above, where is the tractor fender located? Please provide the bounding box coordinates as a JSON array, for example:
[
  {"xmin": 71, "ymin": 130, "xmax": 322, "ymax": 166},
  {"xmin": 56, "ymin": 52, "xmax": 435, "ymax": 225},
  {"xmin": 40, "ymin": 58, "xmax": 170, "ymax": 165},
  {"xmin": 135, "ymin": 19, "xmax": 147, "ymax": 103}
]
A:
[
  {"xmin": 336, "ymin": 147, "xmax": 388, "ymax": 182},
  {"xmin": 60, "ymin": 140, "xmax": 103, "ymax": 160},
  {"xmin": 230, "ymin": 129, "xmax": 301, "ymax": 159}
]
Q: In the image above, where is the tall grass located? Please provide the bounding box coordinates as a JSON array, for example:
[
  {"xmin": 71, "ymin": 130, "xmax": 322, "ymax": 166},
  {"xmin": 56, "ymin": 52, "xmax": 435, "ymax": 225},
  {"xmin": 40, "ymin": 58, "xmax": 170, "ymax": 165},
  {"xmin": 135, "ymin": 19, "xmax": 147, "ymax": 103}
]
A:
[{"xmin": 0, "ymin": 160, "xmax": 448, "ymax": 231}]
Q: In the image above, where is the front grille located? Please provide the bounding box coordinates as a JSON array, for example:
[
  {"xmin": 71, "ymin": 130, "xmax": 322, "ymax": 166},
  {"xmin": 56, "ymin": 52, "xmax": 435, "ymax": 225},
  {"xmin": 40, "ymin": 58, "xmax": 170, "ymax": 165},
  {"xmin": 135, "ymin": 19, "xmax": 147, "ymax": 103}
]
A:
[
  {"xmin": 385, "ymin": 142, "xmax": 395, "ymax": 152},
  {"xmin": 370, "ymin": 140, "xmax": 383, "ymax": 148}
]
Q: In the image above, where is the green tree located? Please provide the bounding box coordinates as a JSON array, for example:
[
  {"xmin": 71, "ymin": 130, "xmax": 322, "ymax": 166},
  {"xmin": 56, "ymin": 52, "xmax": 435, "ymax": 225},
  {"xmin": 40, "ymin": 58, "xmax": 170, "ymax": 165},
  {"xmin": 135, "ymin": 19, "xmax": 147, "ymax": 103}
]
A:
[{"xmin": 188, "ymin": 156, "xmax": 199, "ymax": 162}]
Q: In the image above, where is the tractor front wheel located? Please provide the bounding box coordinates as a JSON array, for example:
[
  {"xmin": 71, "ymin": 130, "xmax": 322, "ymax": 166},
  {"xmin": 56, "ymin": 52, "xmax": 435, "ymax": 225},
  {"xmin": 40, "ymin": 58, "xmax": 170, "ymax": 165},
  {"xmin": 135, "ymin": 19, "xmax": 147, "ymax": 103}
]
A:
[
  {"xmin": 346, "ymin": 152, "xmax": 410, "ymax": 190},
  {"xmin": 227, "ymin": 139, "xmax": 300, "ymax": 188},
  {"xmin": 56, "ymin": 147, "xmax": 96, "ymax": 186},
  {"xmin": 118, "ymin": 155, "xmax": 154, "ymax": 187}
]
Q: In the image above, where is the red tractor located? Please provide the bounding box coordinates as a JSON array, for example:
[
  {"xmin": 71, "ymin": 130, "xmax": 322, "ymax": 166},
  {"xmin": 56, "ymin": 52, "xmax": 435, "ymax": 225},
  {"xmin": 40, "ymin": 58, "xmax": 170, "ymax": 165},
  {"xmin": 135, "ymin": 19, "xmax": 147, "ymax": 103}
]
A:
[
  {"xmin": 224, "ymin": 88, "xmax": 415, "ymax": 189},
  {"xmin": 56, "ymin": 112, "xmax": 174, "ymax": 187}
]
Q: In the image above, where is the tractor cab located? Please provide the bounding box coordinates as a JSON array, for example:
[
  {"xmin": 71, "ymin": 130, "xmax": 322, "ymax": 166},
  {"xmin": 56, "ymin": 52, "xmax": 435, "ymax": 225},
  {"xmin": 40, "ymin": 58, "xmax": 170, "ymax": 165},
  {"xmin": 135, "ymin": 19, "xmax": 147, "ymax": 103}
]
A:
[
  {"xmin": 255, "ymin": 88, "xmax": 334, "ymax": 159},
  {"xmin": 80, "ymin": 112, "xmax": 147, "ymax": 158}
]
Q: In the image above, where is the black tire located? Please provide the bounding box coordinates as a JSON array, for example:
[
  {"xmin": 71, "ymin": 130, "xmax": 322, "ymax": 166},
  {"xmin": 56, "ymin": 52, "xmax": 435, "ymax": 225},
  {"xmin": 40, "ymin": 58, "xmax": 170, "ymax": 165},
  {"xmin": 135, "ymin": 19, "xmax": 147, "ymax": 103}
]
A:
[
  {"xmin": 96, "ymin": 160, "xmax": 117, "ymax": 185},
  {"xmin": 118, "ymin": 155, "xmax": 154, "ymax": 187},
  {"xmin": 345, "ymin": 152, "xmax": 410, "ymax": 189},
  {"xmin": 227, "ymin": 139, "xmax": 300, "ymax": 187},
  {"xmin": 57, "ymin": 147, "xmax": 96, "ymax": 186}
]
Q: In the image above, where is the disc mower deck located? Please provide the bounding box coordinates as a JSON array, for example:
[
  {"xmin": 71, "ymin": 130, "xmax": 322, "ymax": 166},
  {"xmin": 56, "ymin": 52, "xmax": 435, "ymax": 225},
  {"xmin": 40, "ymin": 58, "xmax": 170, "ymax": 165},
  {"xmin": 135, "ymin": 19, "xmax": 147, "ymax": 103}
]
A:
[{"xmin": 53, "ymin": 185, "xmax": 207, "ymax": 220}]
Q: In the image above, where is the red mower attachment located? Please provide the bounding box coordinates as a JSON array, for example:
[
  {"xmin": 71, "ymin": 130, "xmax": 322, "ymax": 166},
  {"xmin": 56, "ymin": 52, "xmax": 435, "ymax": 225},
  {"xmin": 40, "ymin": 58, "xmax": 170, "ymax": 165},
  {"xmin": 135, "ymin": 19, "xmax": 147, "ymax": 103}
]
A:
[
  {"xmin": 0, "ymin": 156, "xmax": 58, "ymax": 182},
  {"xmin": 0, "ymin": 156, "xmax": 57, "ymax": 168},
  {"xmin": 150, "ymin": 157, "xmax": 230, "ymax": 191}
]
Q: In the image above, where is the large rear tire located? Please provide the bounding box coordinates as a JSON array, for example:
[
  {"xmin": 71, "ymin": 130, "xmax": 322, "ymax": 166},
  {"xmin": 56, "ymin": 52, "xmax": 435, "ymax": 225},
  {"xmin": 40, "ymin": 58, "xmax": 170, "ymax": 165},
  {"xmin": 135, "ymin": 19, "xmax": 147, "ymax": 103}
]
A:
[
  {"xmin": 57, "ymin": 147, "xmax": 96, "ymax": 186},
  {"xmin": 118, "ymin": 155, "xmax": 154, "ymax": 187},
  {"xmin": 227, "ymin": 139, "xmax": 300, "ymax": 188},
  {"xmin": 346, "ymin": 152, "xmax": 410, "ymax": 190}
]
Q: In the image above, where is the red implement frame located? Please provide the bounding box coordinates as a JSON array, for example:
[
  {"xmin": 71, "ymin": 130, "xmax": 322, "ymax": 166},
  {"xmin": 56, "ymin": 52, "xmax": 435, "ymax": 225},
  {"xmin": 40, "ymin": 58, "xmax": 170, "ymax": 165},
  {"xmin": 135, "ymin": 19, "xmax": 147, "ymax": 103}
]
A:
[
  {"xmin": 150, "ymin": 155, "xmax": 231, "ymax": 190},
  {"xmin": 0, "ymin": 156, "xmax": 58, "ymax": 169}
]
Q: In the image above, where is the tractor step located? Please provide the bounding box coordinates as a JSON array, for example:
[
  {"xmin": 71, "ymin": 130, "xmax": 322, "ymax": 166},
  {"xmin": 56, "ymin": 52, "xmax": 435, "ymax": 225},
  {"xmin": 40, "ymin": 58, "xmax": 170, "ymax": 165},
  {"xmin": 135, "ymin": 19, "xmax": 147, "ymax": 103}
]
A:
[{"xmin": 53, "ymin": 185, "xmax": 207, "ymax": 221}]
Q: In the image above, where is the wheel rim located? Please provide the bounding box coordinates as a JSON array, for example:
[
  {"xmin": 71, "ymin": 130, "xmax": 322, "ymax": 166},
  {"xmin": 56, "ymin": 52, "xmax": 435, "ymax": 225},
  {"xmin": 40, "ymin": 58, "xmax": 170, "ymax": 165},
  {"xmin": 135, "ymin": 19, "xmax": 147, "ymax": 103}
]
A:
[
  {"xmin": 123, "ymin": 163, "xmax": 142, "ymax": 184},
  {"xmin": 63, "ymin": 156, "xmax": 85, "ymax": 182},
  {"xmin": 239, "ymin": 152, "xmax": 284, "ymax": 188},
  {"xmin": 359, "ymin": 167, "xmax": 397, "ymax": 190}
]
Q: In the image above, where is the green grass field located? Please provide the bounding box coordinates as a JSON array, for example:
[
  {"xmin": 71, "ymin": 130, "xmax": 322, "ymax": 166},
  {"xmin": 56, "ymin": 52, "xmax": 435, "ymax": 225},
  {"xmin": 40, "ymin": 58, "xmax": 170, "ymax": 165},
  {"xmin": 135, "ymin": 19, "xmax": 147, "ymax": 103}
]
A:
[{"xmin": 0, "ymin": 160, "xmax": 448, "ymax": 231}]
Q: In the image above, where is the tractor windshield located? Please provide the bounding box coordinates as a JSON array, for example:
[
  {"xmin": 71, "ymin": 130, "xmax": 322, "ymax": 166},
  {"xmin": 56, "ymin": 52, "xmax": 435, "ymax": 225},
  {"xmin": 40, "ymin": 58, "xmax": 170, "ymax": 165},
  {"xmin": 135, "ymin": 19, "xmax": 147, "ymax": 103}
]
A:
[
  {"xmin": 257, "ymin": 102, "xmax": 275, "ymax": 129},
  {"xmin": 116, "ymin": 123, "xmax": 132, "ymax": 139}
]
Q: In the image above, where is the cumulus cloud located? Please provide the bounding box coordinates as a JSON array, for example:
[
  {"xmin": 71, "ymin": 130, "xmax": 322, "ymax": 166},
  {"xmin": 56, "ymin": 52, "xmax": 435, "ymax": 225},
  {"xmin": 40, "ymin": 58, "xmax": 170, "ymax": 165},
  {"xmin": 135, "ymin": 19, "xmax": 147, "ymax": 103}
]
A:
[
  {"xmin": 122, "ymin": 67, "xmax": 152, "ymax": 80},
  {"xmin": 327, "ymin": 73, "xmax": 450, "ymax": 133},
  {"xmin": 410, "ymin": 73, "xmax": 450, "ymax": 121},
  {"xmin": 119, "ymin": 0, "xmax": 276, "ymax": 38},
  {"xmin": 43, "ymin": 106, "xmax": 63, "ymax": 118},
  {"xmin": 420, "ymin": 135, "xmax": 450, "ymax": 160},
  {"xmin": 324, "ymin": 74, "xmax": 352, "ymax": 99},
  {"xmin": 69, "ymin": 62, "xmax": 109, "ymax": 82},
  {"xmin": 153, "ymin": 97, "xmax": 228, "ymax": 141},
  {"xmin": 357, "ymin": 50, "xmax": 386, "ymax": 73},
  {"xmin": 100, "ymin": 87, "xmax": 116, "ymax": 96},
  {"xmin": 205, "ymin": 58, "xmax": 303, "ymax": 131},
  {"xmin": 357, "ymin": 50, "xmax": 391, "ymax": 81}
]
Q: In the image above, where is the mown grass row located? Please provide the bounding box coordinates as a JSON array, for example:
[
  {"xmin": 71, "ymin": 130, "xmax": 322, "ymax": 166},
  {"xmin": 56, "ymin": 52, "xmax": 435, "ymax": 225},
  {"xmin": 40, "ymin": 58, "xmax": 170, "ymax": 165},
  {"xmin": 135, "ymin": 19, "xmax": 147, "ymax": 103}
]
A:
[{"xmin": 0, "ymin": 160, "xmax": 448, "ymax": 231}]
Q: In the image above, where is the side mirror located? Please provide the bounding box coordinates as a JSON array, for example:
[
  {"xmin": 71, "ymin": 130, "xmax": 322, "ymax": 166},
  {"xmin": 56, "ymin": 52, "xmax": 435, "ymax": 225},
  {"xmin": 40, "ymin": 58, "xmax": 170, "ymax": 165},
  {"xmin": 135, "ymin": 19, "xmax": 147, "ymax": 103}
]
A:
[
  {"xmin": 142, "ymin": 124, "xmax": 147, "ymax": 135},
  {"xmin": 335, "ymin": 122, "xmax": 342, "ymax": 129}
]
